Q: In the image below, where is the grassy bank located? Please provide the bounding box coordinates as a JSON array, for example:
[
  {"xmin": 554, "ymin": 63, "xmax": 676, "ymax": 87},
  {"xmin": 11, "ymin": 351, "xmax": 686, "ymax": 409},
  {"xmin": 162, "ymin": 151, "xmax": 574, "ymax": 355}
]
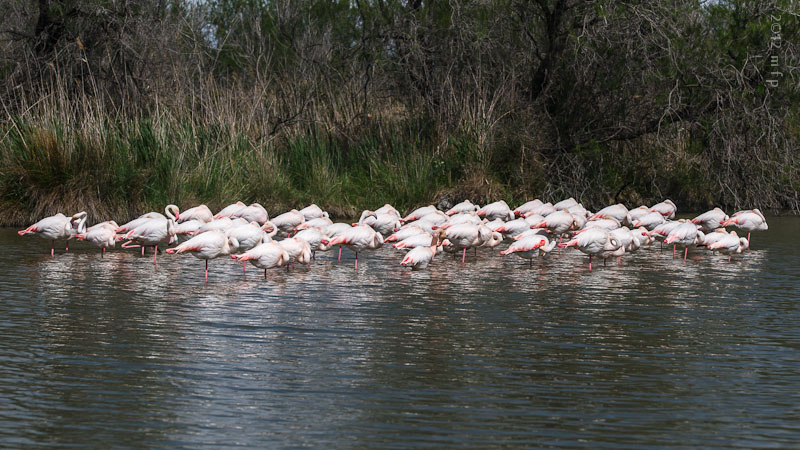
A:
[{"xmin": 2, "ymin": 107, "xmax": 798, "ymax": 226}]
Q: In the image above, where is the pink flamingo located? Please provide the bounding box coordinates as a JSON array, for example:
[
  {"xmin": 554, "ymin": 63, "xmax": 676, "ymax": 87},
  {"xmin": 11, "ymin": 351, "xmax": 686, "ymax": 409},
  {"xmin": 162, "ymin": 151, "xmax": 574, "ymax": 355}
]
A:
[
  {"xmin": 166, "ymin": 230, "xmax": 235, "ymax": 281},
  {"xmin": 232, "ymin": 242, "xmax": 290, "ymax": 278},
  {"xmin": 664, "ymin": 222, "xmax": 701, "ymax": 262},
  {"xmin": 633, "ymin": 211, "xmax": 666, "ymax": 230},
  {"xmin": 500, "ymin": 234, "xmax": 557, "ymax": 267},
  {"xmin": 401, "ymin": 205, "xmax": 437, "ymax": 223},
  {"xmin": 18, "ymin": 211, "xmax": 86, "ymax": 257},
  {"xmin": 721, "ymin": 209, "xmax": 767, "ymax": 245},
  {"xmin": 271, "ymin": 209, "xmax": 305, "ymax": 237},
  {"xmin": 77, "ymin": 220, "xmax": 118, "ymax": 257},
  {"xmin": 400, "ymin": 229, "xmax": 447, "ymax": 270},
  {"xmin": 230, "ymin": 203, "xmax": 269, "ymax": 225},
  {"xmin": 691, "ymin": 207, "xmax": 729, "ymax": 232},
  {"xmin": 513, "ymin": 199, "xmax": 543, "ymax": 217},
  {"xmin": 707, "ymin": 231, "xmax": 749, "ymax": 262},
  {"xmin": 177, "ymin": 204, "xmax": 213, "ymax": 223},
  {"xmin": 322, "ymin": 225, "xmax": 383, "ymax": 271},
  {"xmin": 214, "ymin": 201, "xmax": 246, "ymax": 219},
  {"xmin": 120, "ymin": 208, "xmax": 177, "ymax": 264},
  {"xmin": 298, "ymin": 204, "xmax": 330, "ymax": 220},
  {"xmin": 560, "ymin": 228, "xmax": 621, "ymax": 271},
  {"xmin": 477, "ymin": 200, "xmax": 514, "ymax": 221},
  {"xmin": 278, "ymin": 237, "xmax": 312, "ymax": 269},
  {"xmin": 445, "ymin": 200, "xmax": 479, "ymax": 216},
  {"xmin": 650, "ymin": 199, "xmax": 677, "ymax": 219}
]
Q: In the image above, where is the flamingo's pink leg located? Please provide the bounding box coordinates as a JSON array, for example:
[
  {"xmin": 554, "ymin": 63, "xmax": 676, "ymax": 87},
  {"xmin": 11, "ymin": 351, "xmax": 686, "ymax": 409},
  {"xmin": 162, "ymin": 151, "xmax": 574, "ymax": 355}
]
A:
[
  {"xmin": 243, "ymin": 261, "xmax": 247, "ymax": 273},
  {"xmin": 589, "ymin": 255, "xmax": 592, "ymax": 271},
  {"xmin": 618, "ymin": 256, "xmax": 621, "ymax": 265},
  {"xmin": 338, "ymin": 247, "xmax": 342, "ymax": 261},
  {"xmin": 51, "ymin": 240, "xmax": 55, "ymax": 258},
  {"xmin": 728, "ymin": 255, "xmax": 731, "ymax": 263},
  {"xmin": 153, "ymin": 245, "xmax": 158, "ymax": 265},
  {"xmin": 355, "ymin": 252, "xmax": 359, "ymax": 271},
  {"xmin": 748, "ymin": 232, "xmax": 751, "ymax": 245},
  {"xmin": 205, "ymin": 260, "xmax": 208, "ymax": 282},
  {"xmin": 684, "ymin": 247, "xmax": 688, "ymax": 262},
  {"xmin": 462, "ymin": 248, "xmax": 466, "ymax": 263},
  {"xmin": 672, "ymin": 244, "xmax": 676, "ymax": 259},
  {"xmin": 142, "ymin": 246, "xmax": 145, "ymax": 256},
  {"xmin": 102, "ymin": 247, "xmax": 105, "ymax": 258}
]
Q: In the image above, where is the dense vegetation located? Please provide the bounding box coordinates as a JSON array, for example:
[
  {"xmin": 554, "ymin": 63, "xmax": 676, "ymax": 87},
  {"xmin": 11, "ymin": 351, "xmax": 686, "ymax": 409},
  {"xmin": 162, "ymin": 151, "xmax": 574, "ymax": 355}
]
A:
[{"xmin": 0, "ymin": 0, "xmax": 797, "ymax": 224}]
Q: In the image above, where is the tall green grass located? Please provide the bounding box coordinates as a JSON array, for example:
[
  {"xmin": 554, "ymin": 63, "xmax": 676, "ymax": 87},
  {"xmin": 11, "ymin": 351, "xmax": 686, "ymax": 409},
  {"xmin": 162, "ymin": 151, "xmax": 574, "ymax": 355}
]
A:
[{"xmin": 0, "ymin": 113, "xmax": 504, "ymax": 225}]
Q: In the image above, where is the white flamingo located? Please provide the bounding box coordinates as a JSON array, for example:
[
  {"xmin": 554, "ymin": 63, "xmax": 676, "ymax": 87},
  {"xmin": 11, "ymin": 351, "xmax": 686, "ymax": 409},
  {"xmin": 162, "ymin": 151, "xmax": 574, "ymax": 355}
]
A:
[
  {"xmin": 650, "ymin": 199, "xmax": 677, "ymax": 219},
  {"xmin": 323, "ymin": 225, "xmax": 383, "ymax": 271},
  {"xmin": 232, "ymin": 242, "xmax": 290, "ymax": 278},
  {"xmin": 691, "ymin": 207, "xmax": 729, "ymax": 232},
  {"xmin": 500, "ymin": 234, "xmax": 557, "ymax": 267},
  {"xmin": 166, "ymin": 230, "xmax": 235, "ymax": 281},
  {"xmin": 722, "ymin": 209, "xmax": 768, "ymax": 245},
  {"xmin": 77, "ymin": 220, "xmax": 118, "ymax": 257},
  {"xmin": 400, "ymin": 229, "xmax": 447, "ymax": 270},
  {"xmin": 560, "ymin": 228, "xmax": 621, "ymax": 270},
  {"xmin": 19, "ymin": 211, "xmax": 87, "ymax": 257}
]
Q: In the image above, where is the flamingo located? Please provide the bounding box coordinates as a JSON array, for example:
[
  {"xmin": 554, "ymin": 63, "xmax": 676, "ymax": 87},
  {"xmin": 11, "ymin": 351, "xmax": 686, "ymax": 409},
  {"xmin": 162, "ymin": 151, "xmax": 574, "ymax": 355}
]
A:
[
  {"xmin": 400, "ymin": 229, "xmax": 447, "ymax": 270},
  {"xmin": 392, "ymin": 232, "xmax": 440, "ymax": 250},
  {"xmin": 560, "ymin": 228, "xmax": 621, "ymax": 270},
  {"xmin": 500, "ymin": 234, "xmax": 557, "ymax": 266},
  {"xmin": 322, "ymin": 225, "xmax": 383, "ymax": 271},
  {"xmin": 553, "ymin": 197, "xmax": 579, "ymax": 210},
  {"xmin": 294, "ymin": 227, "xmax": 328, "ymax": 258},
  {"xmin": 589, "ymin": 204, "xmax": 630, "ymax": 225},
  {"xmin": 402, "ymin": 205, "xmax": 437, "ymax": 223},
  {"xmin": 227, "ymin": 221, "xmax": 271, "ymax": 273},
  {"xmin": 120, "ymin": 206, "xmax": 178, "ymax": 264},
  {"xmin": 707, "ymin": 231, "xmax": 749, "ymax": 262},
  {"xmin": 278, "ymin": 237, "xmax": 313, "ymax": 268},
  {"xmin": 721, "ymin": 209, "xmax": 767, "ymax": 245},
  {"xmin": 445, "ymin": 200, "xmax": 479, "ymax": 216},
  {"xmin": 299, "ymin": 204, "xmax": 330, "ymax": 220},
  {"xmin": 272, "ymin": 209, "xmax": 305, "ymax": 236},
  {"xmin": 361, "ymin": 212, "xmax": 402, "ymax": 235},
  {"xmin": 436, "ymin": 212, "xmax": 483, "ymax": 229},
  {"xmin": 522, "ymin": 202, "xmax": 555, "ymax": 218},
  {"xmin": 531, "ymin": 210, "xmax": 579, "ymax": 249},
  {"xmin": 697, "ymin": 229, "xmax": 730, "ymax": 249},
  {"xmin": 174, "ymin": 219, "xmax": 203, "ymax": 240},
  {"xmin": 77, "ymin": 220, "xmax": 118, "ymax": 257},
  {"xmin": 513, "ymin": 199, "xmax": 543, "ymax": 217},
  {"xmin": 295, "ymin": 217, "xmax": 333, "ymax": 231},
  {"xmin": 650, "ymin": 199, "xmax": 677, "ymax": 219},
  {"xmin": 214, "ymin": 201, "xmax": 246, "ymax": 219},
  {"xmin": 375, "ymin": 204, "xmax": 401, "ymax": 219},
  {"xmin": 633, "ymin": 211, "xmax": 666, "ymax": 230},
  {"xmin": 442, "ymin": 223, "xmax": 487, "ymax": 263},
  {"xmin": 477, "ymin": 200, "xmax": 514, "ymax": 221},
  {"xmin": 116, "ymin": 211, "xmax": 166, "ymax": 234},
  {"xmin": 579, "ymin": 217, "xmax": 622, "ymax": 232},
  {"xmin": 19, "ymin": 211, "xmax": 87, "ymax": 257},
  {"xmin": 324, "ymin": 222, "xmax": 355, "ymax": 261},
  {"xmin": 166, "ymin": 230, "xmax": 235, "ymax": 281},
  {"xmin": 494, "ymin": 218, "xmax": 533, "ymax": 238},
  {"xmin": 665, "ymin": 222, "xmax": 701, "ymax": 262},
  {"xmin": 385, "ymin": 225, "xmax": 426, "ymax": 243},
  {"xmin": 177, "ymin": 204, "xmax": 213, "ymax": 223},
  {"xmin": 232, "ymin": 242, "xmax": 290, "ymax": 278},
  {"xmin": 628, "ymin": 205, "xmax": 652, "ymax": 222},
  {"xmin": 691, "ymin": 207, "xmax": 729, "ymax": 232},
  {"xmin": 230, "ymin": 203, "xmax": 269, "ymax": 225}
]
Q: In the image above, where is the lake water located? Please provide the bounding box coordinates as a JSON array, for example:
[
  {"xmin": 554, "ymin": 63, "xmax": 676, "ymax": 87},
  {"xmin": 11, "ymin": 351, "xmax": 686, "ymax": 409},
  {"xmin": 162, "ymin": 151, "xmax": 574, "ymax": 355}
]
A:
[{"xmin": 1, "ymin": 217, "xmax": 799, "ymax": 447}]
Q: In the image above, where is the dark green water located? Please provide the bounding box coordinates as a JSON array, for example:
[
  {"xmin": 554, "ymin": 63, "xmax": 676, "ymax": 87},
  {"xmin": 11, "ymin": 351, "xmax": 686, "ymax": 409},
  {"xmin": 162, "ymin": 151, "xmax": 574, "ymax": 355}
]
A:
[{"xmin": 1, "ymin": 218, "xmax": 799, "ymax": 448}]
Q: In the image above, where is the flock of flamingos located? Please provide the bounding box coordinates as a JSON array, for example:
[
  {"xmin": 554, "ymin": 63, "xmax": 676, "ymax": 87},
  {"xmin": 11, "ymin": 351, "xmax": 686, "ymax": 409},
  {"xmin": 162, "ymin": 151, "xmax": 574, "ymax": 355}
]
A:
[{"xmin": 17, "ymin": 198, "xmax": 768, "ymax": 280}]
